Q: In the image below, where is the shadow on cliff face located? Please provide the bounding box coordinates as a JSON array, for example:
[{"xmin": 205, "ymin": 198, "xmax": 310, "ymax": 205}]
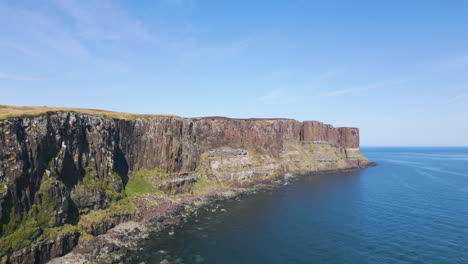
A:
[
  {"xmin": 113, "ymin": 147, "xmax": 129, "ymax": 187},
  {"xmin": 59, "ymin": 152, "xmax": 82, "ymax": 190},
  {"xmin": 65, "ymin": 198, "xmax": 79, "ymax": 225},
  {"xmin": 0, "ymin": 198, "xmax": 13, "ymax": 235},
  {"xmin": 0, "ymin": 116, "xmax": 60, "ymax": 235}
]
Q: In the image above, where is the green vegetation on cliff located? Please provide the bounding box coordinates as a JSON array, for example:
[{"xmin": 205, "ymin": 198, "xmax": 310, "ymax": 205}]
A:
[
  {"xmin": 0, "ymin": 105, "xmax": 369, "ymax": 263},
  {"xmin": 0, "ymin": 166, "xmax": 189, "ymax": 256},
  {"xmin": 0, "ymin": 173, "xmax": 70, "ymax": 255},
  {"xmin": 192, "ymin": 174, "xmax": 224, "ymax": 195},
  {"xmin": 125, "ymin": 168, "xmax": 166, "ymax": 196},
  {"xmin": 0, "ymin": 210, "xmax": 39, "ymax": 255},
  {"xmin": 0, "ymin": 167, "xmax": 131, "ymax": 257}
]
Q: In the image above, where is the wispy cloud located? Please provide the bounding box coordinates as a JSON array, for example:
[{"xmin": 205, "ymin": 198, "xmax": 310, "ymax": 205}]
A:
[
  {"xmin": 163, "ymin": 0, "xmax": 196, "ymax": 6},
  {"xmin": 260, "ymin": 68, "xmax": 341, "ymax": 84},
  {"xmin": 0, "ymin": 72, "xmax": 48, "ymax": 81},
  {"xmin": 257, "ymin": 69, "xmax": 343, "ymax": 102},
  {"xmin": 0, "ymin": 40, "xmax": 36, "ymax": 56},
  {"xmin": 0, "ymin": 1, "xmax": 147, "ymax": 75},
  {"xmin": 52, "ymin": 0, "xmax": 155, "ymax": 42},
  {"xmin": 440, "ymin": 56, "xmax": 468, "ymax": 69},
  {"xmin": 448, "ymin": 92, "xmax": 468, "ymax": 102},
  {"xmin": 163, "ymin": 0, "xmax": 186, "ymax": 5},
  {"xmin": 0, "ymin": 5, "xmax": 89, "ymax": 59},
  {"xmin": 259, "ymin": 89, "xmax": 284, "ymax": 103},
  {"xmin": 259, "ymin": 70, "xmax": 292, "ymax": 82},
  {"xmin": 258, "ymin": 80, "xmax": 406, "ymax": 104},
  {"xmin": 317, "ymin": 69, "xmax": 340, "ymax": 80},
  {"xmin": 451, "ymin": 56, "xmax": 468, "ymax": 67},
  {"xmin": 174, "ymin": 36, "xmax": 254, "ymax": 66},
  {"xmin": 0, "ymin": 0, "xmax": 249, "ymax": 78},
  {"xmin": 319, "ymin": 80, "xmax": 406, "ymax": 97}
]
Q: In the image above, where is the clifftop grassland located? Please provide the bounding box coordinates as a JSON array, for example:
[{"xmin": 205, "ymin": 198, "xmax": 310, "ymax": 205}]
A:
[
  {"xmin": 0, "ymin": 105, "xmax": 177, "ymax": 121},
  {"xmin": 0, "ymin": 105, "xmax": 304, "ymax": 122}
]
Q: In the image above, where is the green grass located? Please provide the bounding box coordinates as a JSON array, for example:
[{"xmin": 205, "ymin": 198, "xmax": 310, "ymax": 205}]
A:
[
  {"xmin": 0, "ymin": 174, "xmax": 59, "ymax": 250},
  {"xmin": 0, "ymin": 215, "xmax": 92, "ymax": 257},
  {"xmin": 124, "ymin": 168, "xmax": 166, "ymax": 196},
  {"xmin": 192, "ymin": 174, "xmax": 224, "ymax": 195},
  {"xmin": 79, "ymin": 165, "xmax": 123, "ymax": 201},
  {"xmin": 39, "ymin": 224, "xmax": 77, "ymax": 242},
  {"xmin": 0, "ymin": 164, "xmax": 150, "ymax": 257},
  {"xmin": 78, "ymin": 197, "xmax": 136, "ymax": 232},
  {"xmin": 0, "ymin": 169, "xmax": 128, "ymax": 257},
  {"xmin": 0, "ymin": 195, "xmax": 136, "ymax": 256},
  {"xmin": 35, "ymin": 176, "xmax": 66, "ymax": 227},
  {"xmin": 4, "ymin": 156, "xmax": 15, "ymax": 162},
  {"xmin": 0, "ymin": 105, "xmax": 181, "ymax": 121},
  {"xmin": 0, "ymin": 182, "xmax": 11, "ymax": 194},
  {"xmin": 0, "ymin": 215, "xmax": 39, "ymax": 255},
  {"xmin": 81, "ymin": 167, "xmax": 105, "ymax": 191},
  {"xmin": 0, "ymin": 166, "xmax": 225, "ymax": 257}
]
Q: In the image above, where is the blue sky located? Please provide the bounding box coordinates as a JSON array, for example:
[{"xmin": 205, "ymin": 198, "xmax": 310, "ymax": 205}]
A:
[{"xmin": 1, "ymin": 0, "xmax": 467, "ymax": 146}]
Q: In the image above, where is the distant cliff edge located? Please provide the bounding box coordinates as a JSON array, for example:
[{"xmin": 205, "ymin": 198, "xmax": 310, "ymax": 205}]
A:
[{"xmin": 0, "ymin": 106, "xmax": 372, "ymax": 264}]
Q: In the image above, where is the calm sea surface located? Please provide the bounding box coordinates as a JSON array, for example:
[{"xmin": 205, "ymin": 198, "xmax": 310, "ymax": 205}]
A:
[{"xmin": 129, "ymin": 147, "xmax": 468, "ymax": 264}]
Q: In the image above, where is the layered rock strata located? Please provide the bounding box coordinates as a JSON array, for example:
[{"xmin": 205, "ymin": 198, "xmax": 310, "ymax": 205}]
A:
[{"xmin": 0, "ymin": 112, "xmax": 371, "ymax": 263}]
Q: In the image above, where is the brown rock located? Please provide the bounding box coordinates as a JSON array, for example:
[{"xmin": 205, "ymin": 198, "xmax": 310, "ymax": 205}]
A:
[{"xmin": 0, "ymin": 112, "xmax": 371, "ymax": 263}]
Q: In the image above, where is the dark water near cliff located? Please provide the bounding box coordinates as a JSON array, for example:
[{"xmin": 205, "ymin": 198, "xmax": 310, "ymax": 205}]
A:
[{"xmin": 129, "ymin": 147, "xmax": 468, "ymax": 264}]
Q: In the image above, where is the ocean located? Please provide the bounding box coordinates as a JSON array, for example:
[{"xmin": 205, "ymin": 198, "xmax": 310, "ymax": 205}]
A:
[{"xmin": 129, "ymin": 147, "xmax": 468, "ymax": 264}]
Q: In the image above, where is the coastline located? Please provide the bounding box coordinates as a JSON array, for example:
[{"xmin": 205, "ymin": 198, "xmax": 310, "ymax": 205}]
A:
[
  {"xmin": 49, "ymin": 164, "xmax": 375, "ymax": 264},
  {"xmin": 0, "ymin": 110, "xmax": 371, "ymax": 264}
]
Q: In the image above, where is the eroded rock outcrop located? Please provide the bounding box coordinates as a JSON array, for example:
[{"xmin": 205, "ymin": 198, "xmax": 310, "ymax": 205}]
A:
[{"xmin": 0, "ymin": 112, "xmax": 371, "ymax": 264}]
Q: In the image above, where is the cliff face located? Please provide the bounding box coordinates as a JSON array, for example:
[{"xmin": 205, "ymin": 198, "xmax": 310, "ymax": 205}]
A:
[{"xmin": 0, "ymin": 112, "xmax": 370, "ymax": 263}]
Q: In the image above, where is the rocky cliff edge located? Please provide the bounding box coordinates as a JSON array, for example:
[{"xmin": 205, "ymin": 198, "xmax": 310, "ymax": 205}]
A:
[{"xmin": 0, "ymin": 108, "xmax": 372, "ymax": 263}]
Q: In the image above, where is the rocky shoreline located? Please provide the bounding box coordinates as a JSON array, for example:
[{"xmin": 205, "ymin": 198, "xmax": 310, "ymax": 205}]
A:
[
  {"xmin": 49, "ymin": 164, "xmax": 375, "ymax": 264},
  {"xmin": 0, "ymin": 110, "xmax": 372, "ymax": 264}
]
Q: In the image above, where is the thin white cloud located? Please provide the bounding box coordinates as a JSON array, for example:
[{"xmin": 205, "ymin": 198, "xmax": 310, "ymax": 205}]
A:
[
  {"xmin": 0, "ymin": 3, "xmax": 133, "ymax": 74},
  {"xmin": 164, "ymin": 0, "xmax": 184, "ymax": 4},
  {"xmin": 49, "ymin": 0, "xmax": 248, "ymax": 70},
  {"xmin": 441, "ymin": 56, "xmax": 468, "ymax": 69},
  {"xmin": 175, "ymin": 37, "xmax": 254, "ymax": 65},
  {"xmin": 259, "ymin": 89, "xmax": 284, "ymax": 103},
  {"xmin": 319, "ymin": 80, "xmax": 406, "ymax": 97},
  {"xmin": 0, "ymin": 72, "xmax": 48, "ymax": 81},
  {"xmin": 0, "ymin": 4, "xmax": 90, "ymax": 59},
  {"xmin": 317, "ymin": 69, "xmax": 339, "ymax": 80},
  {"xmin": 320, "ymin": 87, "xmax": 361, "ymax": 97},
  {"xmin": 260, "ymin": 71, "xmax": 292, "ymax": 82},
  {"xmin": 163, "ymin": 0, "xmax": 194, "ymax": 6},
  {"xmin": 258, "ymin": 80, "xmax": 406, "ymax": 104},
  {"xmin": 0, "ymin": 40, "xmax": 36, "ymax": 56},
  {"xmin": 452, "ymin": 56, "xmax": 468, "ymax": 67},
  {"xmin": 52, "ymin": 0, "xmax": 155, "ymax": 42},
  {"xmin": 448, "ymin": 92, "xmax": 468, "ymax": 102}
]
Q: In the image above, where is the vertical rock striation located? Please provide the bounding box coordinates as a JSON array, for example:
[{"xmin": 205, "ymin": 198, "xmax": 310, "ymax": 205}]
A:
[{"xmin": 0, "ymin": 112, "xmax": 371, "ymax": 263}]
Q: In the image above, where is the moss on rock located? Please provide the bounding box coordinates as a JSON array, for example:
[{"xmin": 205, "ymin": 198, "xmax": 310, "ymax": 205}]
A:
[{"xmin": 124, "ymin": 168, "xmax": 166, "ymax": 196}]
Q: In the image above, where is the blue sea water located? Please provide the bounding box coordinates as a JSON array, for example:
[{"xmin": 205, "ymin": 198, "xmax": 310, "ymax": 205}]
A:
[{"xmin": 129, "ymin": 147, "xmax": 468, "ymax": 264}]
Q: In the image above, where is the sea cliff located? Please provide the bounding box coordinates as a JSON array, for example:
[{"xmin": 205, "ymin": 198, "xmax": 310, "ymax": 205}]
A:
[{"xmin": 0, "ymin": 107, "xmax": 371, "ymax": 264}]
